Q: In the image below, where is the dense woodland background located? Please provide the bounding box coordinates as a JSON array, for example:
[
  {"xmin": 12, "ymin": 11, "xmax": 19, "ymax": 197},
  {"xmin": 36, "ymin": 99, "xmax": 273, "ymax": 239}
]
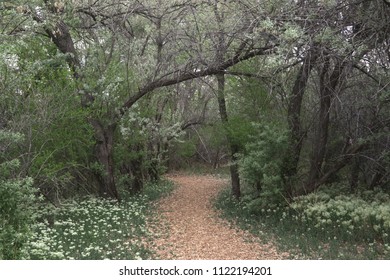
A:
[{"xmin": 1, "ymin": 0, "xmax": 389, "ymax": 259}]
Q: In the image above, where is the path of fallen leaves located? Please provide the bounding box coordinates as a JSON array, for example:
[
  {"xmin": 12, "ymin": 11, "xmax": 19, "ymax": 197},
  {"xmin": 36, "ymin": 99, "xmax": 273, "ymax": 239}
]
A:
[{"xmin": 147, "ymin": 173, "xmax": 289, "ymax": 260}]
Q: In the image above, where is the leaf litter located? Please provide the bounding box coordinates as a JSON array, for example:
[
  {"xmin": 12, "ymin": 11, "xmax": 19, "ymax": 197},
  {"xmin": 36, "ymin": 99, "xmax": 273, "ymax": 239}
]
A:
[{"xmin": 146, "ymin": 173, "xmax": 289, "ymax": 260}]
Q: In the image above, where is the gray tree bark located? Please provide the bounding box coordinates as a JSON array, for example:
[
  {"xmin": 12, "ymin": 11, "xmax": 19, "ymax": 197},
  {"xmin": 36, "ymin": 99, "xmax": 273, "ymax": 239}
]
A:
[{"xmin": 216, "ymin": 73, "xmax": 241, "ymax": 199}]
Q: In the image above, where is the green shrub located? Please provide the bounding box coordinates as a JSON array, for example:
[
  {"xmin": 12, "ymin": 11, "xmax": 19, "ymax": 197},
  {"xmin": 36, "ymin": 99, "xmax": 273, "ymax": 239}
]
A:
[
  {"xmin": 0, "ymin": 130, "xmax": 37, "ymax": 259},
  {"xmin": 143, "ymin": 179, "xmax": 174, "ymax": 201},
  {"xmin": 238, "ymin": 124, "xmax": 288, "ymax": 211}
]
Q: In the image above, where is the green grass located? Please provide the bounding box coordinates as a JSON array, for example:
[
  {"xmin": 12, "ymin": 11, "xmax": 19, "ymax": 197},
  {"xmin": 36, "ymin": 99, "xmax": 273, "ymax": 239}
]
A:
[
  {"xmin": 214, "ymin": 185, "xmax": 390, "ymax": 260},
  {"xmin": 22, "ymin": 179, "xmax": 174, "ymax": 260}
]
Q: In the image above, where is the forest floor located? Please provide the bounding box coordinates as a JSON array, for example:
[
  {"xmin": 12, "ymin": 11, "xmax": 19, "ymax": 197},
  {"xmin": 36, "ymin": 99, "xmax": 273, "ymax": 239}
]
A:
[{"xmin": 146, "ymin": 173, "xmax": 289, "ymax": 260}]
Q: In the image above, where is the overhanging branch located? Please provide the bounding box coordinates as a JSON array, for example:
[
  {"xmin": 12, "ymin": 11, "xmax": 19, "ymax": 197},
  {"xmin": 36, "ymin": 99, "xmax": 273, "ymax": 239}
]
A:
[{"xmin": 119, "ymin": 45, "xmax": 276, "ymax": 116}]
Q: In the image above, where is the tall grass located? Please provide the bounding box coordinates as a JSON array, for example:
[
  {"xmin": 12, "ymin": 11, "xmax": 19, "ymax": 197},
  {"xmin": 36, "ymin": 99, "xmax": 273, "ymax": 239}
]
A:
[{"xmin": 214, "ymin": 184, "xmax": 390, "ymax": 259}]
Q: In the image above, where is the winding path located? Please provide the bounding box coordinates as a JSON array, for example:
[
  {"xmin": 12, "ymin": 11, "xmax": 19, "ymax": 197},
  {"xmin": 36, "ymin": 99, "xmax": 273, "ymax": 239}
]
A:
[{"xmin": 148, "ymin": 174, "xmax": 288, "ymax": 260}]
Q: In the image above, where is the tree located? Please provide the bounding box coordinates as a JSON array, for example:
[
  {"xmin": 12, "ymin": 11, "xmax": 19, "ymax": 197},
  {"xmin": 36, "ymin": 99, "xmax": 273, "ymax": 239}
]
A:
[
  {"xmin": 2, "ymin": 0, "xmax": 276, "ymax": 200},
  {"xmin": 228, "ymin": 0, "xmax": 389, "ymax": 203}
]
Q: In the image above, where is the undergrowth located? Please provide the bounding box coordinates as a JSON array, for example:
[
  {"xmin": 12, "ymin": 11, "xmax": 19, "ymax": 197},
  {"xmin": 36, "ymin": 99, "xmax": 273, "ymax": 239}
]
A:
[
  {"xmin": 172, "ymin": 163, "xmax": 230, "ymax": 177},
  {"xmin": 21, "ymin": 179, "xmax": 174, "ymax": 260},
  {"xmin": 214, "ymin": 184, "xmax": 390, "ymax": 260}
]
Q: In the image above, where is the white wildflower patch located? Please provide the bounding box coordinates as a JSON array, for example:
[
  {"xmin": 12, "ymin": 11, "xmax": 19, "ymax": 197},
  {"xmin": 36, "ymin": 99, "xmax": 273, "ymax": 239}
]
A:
[
  {"xmin": 290, "ymin": 187, "xmax": 390, "ymax": 249},
  {"xmin": 23, "ymin": 194, "xmax": 153, "ymax": 260}
]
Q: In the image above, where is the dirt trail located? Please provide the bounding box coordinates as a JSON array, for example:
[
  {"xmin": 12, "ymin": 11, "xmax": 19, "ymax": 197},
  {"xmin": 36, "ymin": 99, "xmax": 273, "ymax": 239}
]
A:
[{"xmin": 148, "ymin": 174, "xmax": 288, "ymax": 260}]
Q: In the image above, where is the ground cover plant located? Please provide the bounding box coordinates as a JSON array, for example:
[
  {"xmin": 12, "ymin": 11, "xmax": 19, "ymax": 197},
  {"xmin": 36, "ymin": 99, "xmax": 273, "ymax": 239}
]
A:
[
  {"xmin": 21, "ymin": 180, "xmax": 173, "ymax": 260},
  {"xmin": 215, "ymin": 184, "xmax": 390, "ymax": 260}
]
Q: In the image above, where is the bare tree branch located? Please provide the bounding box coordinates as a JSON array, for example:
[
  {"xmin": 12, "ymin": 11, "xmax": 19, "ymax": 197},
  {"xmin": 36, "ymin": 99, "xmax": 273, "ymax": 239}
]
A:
[{"xmin": 119, "ymin": 45, "xmax": 276, "ymax": 116}]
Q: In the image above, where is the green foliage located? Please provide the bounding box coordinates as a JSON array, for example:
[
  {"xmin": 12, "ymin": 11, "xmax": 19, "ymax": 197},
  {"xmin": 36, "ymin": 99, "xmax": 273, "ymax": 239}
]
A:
[
  {"xmin": 117, "ymin": 101, "xmax": 185, "ymax": 186},
  {"xmin": 226, "ymin": 74, "xmax": 279, "ymax": 136},
  {"xmin": 1, "ymin": 28, "xmax": 95, "ymax": 197},
  {"xmin": 176, "ymin": 138, "xmax": 197, "ymax": 158},
  {"xmin": 0, "ymin": 130, "xmax": 37, "ymax": 260},
  {"xmin": 225, "ymin": 116, "xmax": 253, "ymax": 148},
  {"xmin": 238, "ymin": 124, "xmax": 288, "ymax": 209},
  {"xmin": 0, "ymin": 177, "xmax": 36, "ymax": 259},
  {"xmin": 200, "ymin": 123, "xmax": 227, "ymax": 149},
  {"xmin": 177, "ymin": 123, "xmax": 227, "ymax": 168},
  {"xmin": 142, "ymin": 179, "xmax": 175, "ymax": 201},
  {"xmin": 227, "ymin": 74, "xmax": 274, "ymax": 120},
  {"xmin": 29, "ymin": 105, "xmax": 94, "ymax": 175},
  {"xmin": 25, "ymin": 100, "xmax": 95, "ymax": 199}
]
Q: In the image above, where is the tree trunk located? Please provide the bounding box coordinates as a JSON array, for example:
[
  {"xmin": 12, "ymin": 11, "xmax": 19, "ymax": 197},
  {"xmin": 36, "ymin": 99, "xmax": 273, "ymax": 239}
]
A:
[
  {"xmin": 129, "ymin": 159, "xmax": 144, "ymax": 194},
  {"xmin": 89, "ymin": 119, "xmax": 120, "ymax": 200},
  {"xmin": 41, "ymin": 16, "xmax": 121, "ymax": 199},
  {"xmin": 295, "ymin": 142, "xmax": 367, "ymax": 196},
  {"xmin": 146, "ymin": 143, "xmax": 160, "ymax": 182},
  {"xmin": 229, "ymin": 148, "xmax": 241, "ymax": 199},
  {"xmin": 216, "ymin": 73, "xmax": 241, "ymax": 199},
  {"xmin": 281, "ymin": 49, "xmax": 317, "ymax": 198},
  {"xmin": 305, "ymin": 77, "xmax": 332, "ymax": 190},
  {"xmin": 304, "ymin": 59, "xmax": 345, "ymax": 194},
  {"xmin": 318, "ymin": 143, "xmax": 366, "ymax": 190},
  {"xmin": 349, "ymin": 158, "xmax": 360, "ymax": 191},
  {"xmin": 125, "ymin": 143, "xmax": 144, "ymax": 194}
]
